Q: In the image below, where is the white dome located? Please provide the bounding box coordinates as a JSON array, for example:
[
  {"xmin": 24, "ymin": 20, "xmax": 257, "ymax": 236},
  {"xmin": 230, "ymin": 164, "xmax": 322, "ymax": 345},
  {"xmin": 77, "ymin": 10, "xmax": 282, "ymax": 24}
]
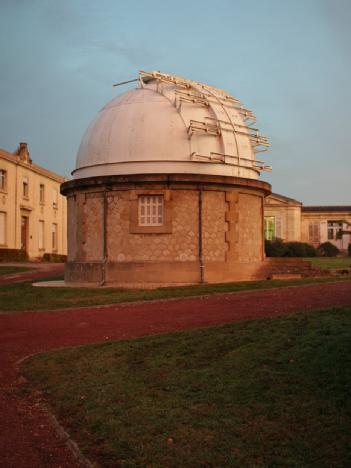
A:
[{"xmin": 73, "ymin": 71, "xmax": 270, "ymax": 180}]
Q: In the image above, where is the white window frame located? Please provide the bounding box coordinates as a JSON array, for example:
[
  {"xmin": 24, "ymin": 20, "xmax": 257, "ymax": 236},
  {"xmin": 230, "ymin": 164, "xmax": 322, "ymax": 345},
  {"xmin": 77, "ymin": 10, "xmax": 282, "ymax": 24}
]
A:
[
  {"xmin": 138, "ymin": 195, "xmax": 164, "ymax": 226},
  {"xmin": 264, "ymin": 216, "xmax": 275, "ymax": 240},
  {"xmin": 23, "ymin": 176, "xmax": 29, "ymax": 198},
  {"xmin": 39, "ymin": 184, "xmax": 45, "ymax": 204},
  {"xmin": 52, "ymin": 223, "xmax": 58, "ymax": 251},
  {"xmin": 52, "ymin": 188, "xmax": 58, "ymax": 209},
  {"xmin": 327, "ymin": 220, "xmax": 342, "ymax": 240},
  {"xmin": 0, "ymin": 169, "xmax": 7, "ymax": 191}
]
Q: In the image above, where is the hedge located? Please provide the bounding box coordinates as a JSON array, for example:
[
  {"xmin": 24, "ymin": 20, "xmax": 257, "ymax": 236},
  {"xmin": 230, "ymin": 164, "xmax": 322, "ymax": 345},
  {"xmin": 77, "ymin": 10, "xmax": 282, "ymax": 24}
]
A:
[
  {"xmin": 318, "ymin": 242, "xmax": 340, "ymax": 257},
  {"xmin": 0, "ymin": 248, "xmax": 29, "ymax": 262},
  {"xmin": 42, "ymin": 253, "xmax": 67, "ymax": 263},
  {"xmin": 265, "ymin": 239, "xmax": 317, "ymax": 257}
]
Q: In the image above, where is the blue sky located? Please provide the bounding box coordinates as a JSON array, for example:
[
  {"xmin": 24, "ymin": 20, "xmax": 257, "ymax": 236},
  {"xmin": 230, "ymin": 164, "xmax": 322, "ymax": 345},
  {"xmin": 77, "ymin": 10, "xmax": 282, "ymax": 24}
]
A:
[{"xmin": 0, "ymin": 0, "xmax": 350, "ymax": 204}]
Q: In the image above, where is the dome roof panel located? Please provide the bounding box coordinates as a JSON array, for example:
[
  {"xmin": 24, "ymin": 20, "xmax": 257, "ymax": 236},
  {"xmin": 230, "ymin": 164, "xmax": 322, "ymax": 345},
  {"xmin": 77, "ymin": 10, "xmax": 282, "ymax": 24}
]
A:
[{"xmin": 73, "ymin": 71, "xmax": 270, "ymax": 180}]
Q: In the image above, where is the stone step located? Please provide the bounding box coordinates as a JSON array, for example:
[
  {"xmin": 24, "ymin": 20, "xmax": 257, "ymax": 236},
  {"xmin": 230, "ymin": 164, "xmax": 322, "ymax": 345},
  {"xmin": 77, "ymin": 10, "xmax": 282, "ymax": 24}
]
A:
[
  {"xmin": 271, "ymin": 273, "xmax": 302, "ymax": 280},
  {"xmin": 261, "ymin": 258, "xmax": 330, "ymax": 279}
]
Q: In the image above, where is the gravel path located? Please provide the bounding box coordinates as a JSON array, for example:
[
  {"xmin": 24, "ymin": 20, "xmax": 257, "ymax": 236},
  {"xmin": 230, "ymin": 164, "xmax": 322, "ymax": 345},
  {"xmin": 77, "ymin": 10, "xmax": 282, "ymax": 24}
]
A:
[{"xmin": 1, "ymin": 280, "xmax": 350, "ymax": 467}]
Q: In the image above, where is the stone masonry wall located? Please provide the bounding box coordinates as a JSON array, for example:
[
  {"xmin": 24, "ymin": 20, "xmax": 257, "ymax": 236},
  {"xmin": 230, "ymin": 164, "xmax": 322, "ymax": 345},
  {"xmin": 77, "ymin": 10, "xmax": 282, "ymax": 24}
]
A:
[
  {"xmin": 202, "ymin": 191, "xmax": 227, "ymax": 261},
  {"xmin": 238, "ymin": 192, "xmax": 263, "ymax": 262},
  {"xmin": 66, "ymin": 196, "xmax": 77, "ymax": 262},
  {"xmin": 65, "ymin": 178, "xmax": 268, "ymax": 284},
  {"xmin": 71, "ymin": 188, "xmax": 263, "ymax": 265},
  {"xmin": 107, "ymin": 189, "xmax": 198, "ymax": 262},
  {"xmin": 83, "ymin": 193, "xmax": 103, "ymax": 261}
]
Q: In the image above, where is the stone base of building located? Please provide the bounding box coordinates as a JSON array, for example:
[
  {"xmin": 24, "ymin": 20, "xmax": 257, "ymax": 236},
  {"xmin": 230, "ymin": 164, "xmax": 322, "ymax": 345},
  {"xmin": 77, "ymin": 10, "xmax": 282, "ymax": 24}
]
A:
[
  {"xmin": 61, "ymin": 174, "xmax": 271, "ymax": 287},
  {"xmin": 64, "ymin": 260, "xmax": 270, "ymax": 287}
]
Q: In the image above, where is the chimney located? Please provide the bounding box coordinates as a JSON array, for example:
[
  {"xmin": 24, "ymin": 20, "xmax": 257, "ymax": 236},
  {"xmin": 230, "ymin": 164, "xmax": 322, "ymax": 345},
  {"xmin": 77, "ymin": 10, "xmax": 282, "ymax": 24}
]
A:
[{"xmin": 15, "ymin": 142, "xmax": 32, "ymax": 164}]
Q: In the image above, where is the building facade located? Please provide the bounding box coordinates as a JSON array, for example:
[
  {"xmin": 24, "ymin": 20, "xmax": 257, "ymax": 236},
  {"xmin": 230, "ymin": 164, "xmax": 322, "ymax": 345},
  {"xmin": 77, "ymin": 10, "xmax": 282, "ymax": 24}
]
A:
[
  {"xmin": 264, "ymin": 193, "xmax": 302, "ymax": 242},
  {"xmin": 62, "ymin": 70, "xmax": 272, "ymax": 286},
  {"xmin": 264, "ymin": 193, "xmax": 351, "ymax": 252},
  {"xmin": 0, "ymin": 143, "xmax": 67, "ymax": 259},
  {"xmin": 301, "ymin": 206, "xmax": 351, "ymax": 251}
]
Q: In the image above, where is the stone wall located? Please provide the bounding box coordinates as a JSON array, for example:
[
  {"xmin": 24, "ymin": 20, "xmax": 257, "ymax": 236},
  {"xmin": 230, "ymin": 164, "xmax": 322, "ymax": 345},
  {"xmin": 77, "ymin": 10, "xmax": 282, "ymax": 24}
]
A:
[
  {"xmin": 202, "ymin": 191, "xmax": 227, "ymax": 261},
  {"xmin": 63, "ymin": 174, "xmax": 271, "ymax": 285},
  {"xmin": 84, "ymin": 193, "xmax": 103, "ymax": 261},
  {"xmin": 238, "ymin": 193, "xmax": 263, "ymax": 262},
  {"xmin": 107, "ymin": 190, "xmax": 198, "ymax": 263},
  {"xmin": 66, "ymin": 195, "xmax": 77, "ymax": 262}
]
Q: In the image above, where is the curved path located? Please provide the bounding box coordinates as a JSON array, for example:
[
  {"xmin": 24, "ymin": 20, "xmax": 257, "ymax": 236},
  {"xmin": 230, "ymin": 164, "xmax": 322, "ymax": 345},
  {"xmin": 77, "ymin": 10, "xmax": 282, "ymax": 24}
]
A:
[
  {"xmin": 1, "ymin": 280, "xmax": 351, "ymax": 467},
  {"xmin": 0, "ymin": 262, "xmax": 64, "ymax": 285}
]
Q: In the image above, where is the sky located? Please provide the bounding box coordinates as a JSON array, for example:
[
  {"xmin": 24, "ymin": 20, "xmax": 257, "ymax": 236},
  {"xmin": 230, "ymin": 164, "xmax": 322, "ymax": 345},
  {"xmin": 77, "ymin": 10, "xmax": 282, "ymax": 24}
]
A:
[{"xmin": 0, "ymin": 0, "xmax": 350, "ymax": 204}]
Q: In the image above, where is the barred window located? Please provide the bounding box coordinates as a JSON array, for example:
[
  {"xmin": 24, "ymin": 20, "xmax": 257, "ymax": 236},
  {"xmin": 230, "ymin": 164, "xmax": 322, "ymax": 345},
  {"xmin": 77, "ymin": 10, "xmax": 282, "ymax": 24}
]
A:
[{"xmin": 138, "ymin": 195, "xmax": 164, "ymax": 226}]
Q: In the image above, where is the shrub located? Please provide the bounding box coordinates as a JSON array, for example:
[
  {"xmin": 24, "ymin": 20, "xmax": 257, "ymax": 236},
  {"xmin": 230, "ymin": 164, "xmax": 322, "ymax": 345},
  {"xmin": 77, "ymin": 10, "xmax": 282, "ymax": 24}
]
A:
[
  {"xmin": 318, "ymin": 242, "xmax": 340, "ymax": 257},
  {"xmin": 42, "ymin": 253, "xmax": 67, "ymax": 263},
  {"xmin": 0, "ymin": 248, "xmax": 29, "ymax": 262},
  {"xmin": 303, "ymin": 243, "xmax": 318, "ymax": 257},
  {"xmin": 265, "ymin": 240, "xmax": 317, "ymax": 257},
  {"xmin": 284, "ymin": 242, "xmax": 317, "ymax": 257},
  {"xmin": 265, "ymin": 239, "xmax": 286, "ymax": 257}
]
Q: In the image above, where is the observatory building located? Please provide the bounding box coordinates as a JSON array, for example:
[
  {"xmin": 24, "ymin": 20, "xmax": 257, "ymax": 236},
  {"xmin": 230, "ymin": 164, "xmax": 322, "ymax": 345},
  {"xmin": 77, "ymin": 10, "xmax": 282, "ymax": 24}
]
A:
[{"xmin": 61, "ymin": 71, "xmax": 271, "ymax": 286}]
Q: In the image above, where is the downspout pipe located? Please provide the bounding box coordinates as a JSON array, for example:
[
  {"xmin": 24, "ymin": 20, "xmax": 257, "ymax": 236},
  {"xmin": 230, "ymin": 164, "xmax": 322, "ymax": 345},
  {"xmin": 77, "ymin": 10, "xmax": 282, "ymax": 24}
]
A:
[
  {"xmin": 198, "ymin": 191, "xmax": 205, "ymax": 283},
  {"xmin": 100, "ymin": 190, "xmax": 108, "ymax": 286}
]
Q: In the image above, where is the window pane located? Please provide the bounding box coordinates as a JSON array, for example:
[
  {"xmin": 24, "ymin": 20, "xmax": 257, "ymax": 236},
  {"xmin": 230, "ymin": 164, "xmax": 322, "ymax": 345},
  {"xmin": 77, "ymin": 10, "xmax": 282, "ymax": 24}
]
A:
[
  {"xmin": 23, "ymin": 177, "xmax": 29, "ymax": 197},
  {"xmin": 138, "ymin": 195, "xmax": 164, "ymax": 226},
  {"xmin": 264, "ymin": 216, "xmax": 275, "ymax": 240},
  {"xmin": 52, "ymin": 223, "xmax": 58, "ymax": 250},
  {"xmin": 40, "ymin": 184, "xmax": 45, "ymax": 203}
]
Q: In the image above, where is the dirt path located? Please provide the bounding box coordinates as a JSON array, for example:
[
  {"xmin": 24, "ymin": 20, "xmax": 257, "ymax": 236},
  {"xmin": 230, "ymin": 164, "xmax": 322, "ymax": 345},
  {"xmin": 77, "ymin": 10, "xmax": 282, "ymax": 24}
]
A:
[
  {"xmin": 0, "ymin": 263, "xmax": 64, "ymax": 285},
  {"xmin": 1, "ymin": 281, "xmax": 351, "ymax": 467}
]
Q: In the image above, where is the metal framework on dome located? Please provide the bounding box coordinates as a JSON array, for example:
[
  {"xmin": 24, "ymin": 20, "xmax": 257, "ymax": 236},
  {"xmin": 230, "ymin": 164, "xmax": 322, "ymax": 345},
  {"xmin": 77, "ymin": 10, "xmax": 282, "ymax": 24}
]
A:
[{"xmin": 114, "ymin": 70, "xmax": 272, "ymax": 173}]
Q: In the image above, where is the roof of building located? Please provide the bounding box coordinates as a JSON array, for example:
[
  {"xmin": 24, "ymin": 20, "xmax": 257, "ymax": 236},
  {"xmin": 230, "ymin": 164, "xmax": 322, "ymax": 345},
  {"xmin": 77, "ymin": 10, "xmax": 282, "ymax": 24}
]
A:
[
  {"xmin": 0, "ymin": 144, "xmax": 65, "ymax": 183},
  {"xmin": 73, "ymin": 70, "xmax": 270, "ymax": 180},
  {"xmin": 302, "ymin": 206, "xmax": 351, "ymax": 213},
  {"xmin": 265, "ymin": 192, "xmax": 302, "ymax": 206}
]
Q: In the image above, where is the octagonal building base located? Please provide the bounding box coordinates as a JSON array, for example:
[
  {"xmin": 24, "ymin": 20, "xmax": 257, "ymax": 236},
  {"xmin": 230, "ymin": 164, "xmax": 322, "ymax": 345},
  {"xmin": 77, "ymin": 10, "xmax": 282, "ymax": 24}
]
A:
[{"xmin": 61, "ymin": 174, "xmax": 271, "ymax": 287}]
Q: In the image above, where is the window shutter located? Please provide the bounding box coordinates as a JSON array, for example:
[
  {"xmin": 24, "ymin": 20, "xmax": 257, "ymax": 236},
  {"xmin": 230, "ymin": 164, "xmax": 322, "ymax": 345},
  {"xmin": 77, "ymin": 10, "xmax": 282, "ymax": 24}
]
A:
[
  {"xmin": 275, "ymin": 217, "xmax": 282, "ymax": 239},
  {"xmin": 0, "ymin": 212, "xmax": 5, "ymax": 244}
]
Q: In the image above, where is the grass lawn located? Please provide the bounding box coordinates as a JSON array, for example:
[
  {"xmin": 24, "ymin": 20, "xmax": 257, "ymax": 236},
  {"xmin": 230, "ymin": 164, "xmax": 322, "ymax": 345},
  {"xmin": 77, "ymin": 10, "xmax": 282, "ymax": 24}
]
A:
[
  {"xmin": 0, "ymin": 265, "xmax": 34, "ymax": 276},
  {"xmin": 0, "ymin": 276, "xmax": 346, "ymax": 313},
  {"xmin": 22, "ymin": 307, "xmax": 351, "ymax": 467},
  {"xmin": 305, "ymin": 256, "xmax": 351, "ymax": 269}
]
